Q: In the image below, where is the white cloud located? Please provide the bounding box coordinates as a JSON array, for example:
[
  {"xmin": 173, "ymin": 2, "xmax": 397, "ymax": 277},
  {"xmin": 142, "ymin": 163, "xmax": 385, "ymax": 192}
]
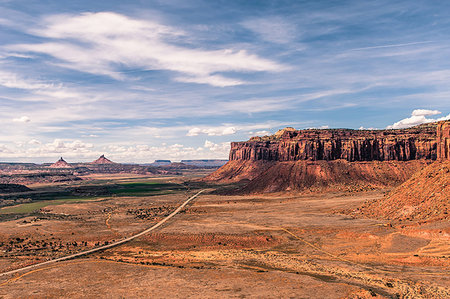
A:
[
  {"xmin": 13, "ymin": 116, "xmax": 30, "ymax": 123},
  {"xmin": 0, "ymin": 70, "xmax": 83, "ymax": 101},
  {"xmin": 411, "ymin": 109, "xmax": 441, "ymax": 117},
  {"xmin": 175, "ymin": 75, "xmax": 246, "ymax": 87},
  {"xmin": 35, "ymin": 139, "xmax": 94, "ymax": 154},
  {"xmin": 249, "ymin": 130, "xmax": 271, "ymax": 136},
  {"xmin": 358, "ymin": 126, "xmax": 378, "ymax": 130},
  {"xmin": 308, "ymin": 125, "xmax": 329, "ymax": 129},
  {"xmin": 187, "ymin": 126, "xmax": 237, "ymax": 136},
  {"xmin": 204, "ymin": 140, "xmax": 231, "ymax": 155},
  {"xmin": 28, "ymin": 139, "xmax": 41, "ymax": 145},
  {"xmin": 104, "ymin": 141, "xmax": 228, "ymax": 162},
  {"xmin": 8, "ymin": 12, "xmax": 285, "ymax": 87},
  {"xmin": 242, "ymin": 17, "xmax": 298, "ymax": 44},
  {"xmin": 387, "ymin": 109, "xmax": 450, "ymax": 129},
  {"xmin": 0, "ymin": 71, "xmax": 52, "ymax": 90},
  {"xmin": 0, "ymin": 144, "xmax": 12, "ymax": 153}
]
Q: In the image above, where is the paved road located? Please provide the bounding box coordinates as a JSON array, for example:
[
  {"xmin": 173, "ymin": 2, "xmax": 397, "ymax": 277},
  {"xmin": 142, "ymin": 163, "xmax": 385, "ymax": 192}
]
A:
[{"xmin": 0, "ymin": 189, "xmax": 205, "ymax": 277}]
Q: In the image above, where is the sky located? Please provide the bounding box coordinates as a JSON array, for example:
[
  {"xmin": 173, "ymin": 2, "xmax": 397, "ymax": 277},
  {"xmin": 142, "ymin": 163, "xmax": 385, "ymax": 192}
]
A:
[{"xmin": 0, "ymin": 0, "xmax": 450, "ymax": 163}]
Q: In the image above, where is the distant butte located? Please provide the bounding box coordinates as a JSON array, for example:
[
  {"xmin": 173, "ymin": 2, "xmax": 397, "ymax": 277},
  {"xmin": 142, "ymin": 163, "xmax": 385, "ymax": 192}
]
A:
[
  {"xmin": 49, "ymin": 157, "xmax": 73, "ymax": 168},
  {"xmin": 91, "ymin": 154, "xmax": 116, "ymax": 164}
]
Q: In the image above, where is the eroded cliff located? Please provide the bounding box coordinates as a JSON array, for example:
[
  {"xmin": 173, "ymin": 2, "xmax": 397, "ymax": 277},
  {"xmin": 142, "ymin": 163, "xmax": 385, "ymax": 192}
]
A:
[
  {"xmin": 206, "ymin": 121, "xmax": 449, "ymax": 194},
  {"xmin": 229, "ymin": 124, "xmax": 438, "ymax": 162},
  {"xmin": 437, "ymin": 120, "xmax": 450, "ymax": 160}
]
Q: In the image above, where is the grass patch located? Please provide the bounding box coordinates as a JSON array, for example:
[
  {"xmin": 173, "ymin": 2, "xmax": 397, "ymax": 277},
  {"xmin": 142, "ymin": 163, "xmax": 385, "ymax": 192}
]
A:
[
  {"xmin": 0, "ymin": 197, "xmax": 99, "ymax": 214},
  {"xmin": 109, "ymin": 182, "xmax": 185, "ymax": 196}
]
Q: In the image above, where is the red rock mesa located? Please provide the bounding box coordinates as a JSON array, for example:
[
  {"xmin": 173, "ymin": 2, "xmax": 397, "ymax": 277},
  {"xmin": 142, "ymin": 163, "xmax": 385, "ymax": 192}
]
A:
[{"xmin": 206, "ymin": 122, "xmax": 448, "ymax": 193}]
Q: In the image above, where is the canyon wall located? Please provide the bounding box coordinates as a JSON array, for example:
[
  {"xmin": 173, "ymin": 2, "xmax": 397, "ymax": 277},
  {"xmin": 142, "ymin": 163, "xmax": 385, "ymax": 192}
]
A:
[
  {"xmin": 229, "ymin": 125, "xmax": 438, "ymax": 162},
  {"xmin": 437, "ymin": 120, "xmax": 450, "ymax": 160},
  {"xmin": 206, "ymin": 122, "xmax": 450, "ymax": 194}
]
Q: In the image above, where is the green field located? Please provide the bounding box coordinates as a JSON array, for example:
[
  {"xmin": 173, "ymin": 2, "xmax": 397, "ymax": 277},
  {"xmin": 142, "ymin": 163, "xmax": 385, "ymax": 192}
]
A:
[
  {"xmin": 0, "ymin": 197, "xmax": 100, "ymax": 214},
  {"xmin": 109, "ymin": 182, "xmax": 185, "ymax": 196},
  {"xmin": 0, "ymin": 181, "xmax": 188, "ymax": 215}
]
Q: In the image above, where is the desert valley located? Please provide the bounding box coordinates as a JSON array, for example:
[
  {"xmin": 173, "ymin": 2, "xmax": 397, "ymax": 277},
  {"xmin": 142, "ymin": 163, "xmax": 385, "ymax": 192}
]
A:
[
  {"xmin": 1, "ymin": 1, "xmax": 450, "ymax": 298},
  {"xmin": 0, "ymin": 121, "xmax": 448, "ymax": 298}
]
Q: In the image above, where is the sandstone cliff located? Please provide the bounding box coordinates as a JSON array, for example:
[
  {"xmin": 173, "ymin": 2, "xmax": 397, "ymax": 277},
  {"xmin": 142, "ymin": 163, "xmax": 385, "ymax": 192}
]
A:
[
  {"xmin": 437, "ymin": 120, "xmax": 450, "ymax": 160},
  {"xmin": 206, "ymin": 121, "xmax": 449, "ymax": 194},
  {"xmin": 229, "ymin": 124, "xmax": 437, "ymax": 162}
]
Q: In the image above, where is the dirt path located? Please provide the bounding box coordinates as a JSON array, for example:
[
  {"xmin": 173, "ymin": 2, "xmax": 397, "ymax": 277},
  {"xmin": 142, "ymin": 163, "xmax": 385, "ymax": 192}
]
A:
[{"xmin": 0, "ymin": 189, "xmax": 205, "ymax": 278}]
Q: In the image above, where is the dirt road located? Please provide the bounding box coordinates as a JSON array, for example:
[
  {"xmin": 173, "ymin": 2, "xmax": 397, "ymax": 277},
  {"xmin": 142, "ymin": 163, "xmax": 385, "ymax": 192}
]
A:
[{"xmin": 0, "ymin": 189, "xmax": 205, "ymax": 277}]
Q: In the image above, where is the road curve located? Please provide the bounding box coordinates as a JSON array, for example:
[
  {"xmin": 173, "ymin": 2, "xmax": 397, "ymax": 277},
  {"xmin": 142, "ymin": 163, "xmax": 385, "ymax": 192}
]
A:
[{"xmin": 0, "ymin": 189, "xmax": 205, "ymax": 277}]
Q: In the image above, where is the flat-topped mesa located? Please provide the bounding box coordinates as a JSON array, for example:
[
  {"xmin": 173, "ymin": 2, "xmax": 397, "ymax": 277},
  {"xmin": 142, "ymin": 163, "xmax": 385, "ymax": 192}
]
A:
[
  {"xmin": 230, "ymin": 124, "xmax": 438, "ymax": 162},
  {"xmin": 437, "ymin": 120, "xmax": 450, "ymax": 160}
]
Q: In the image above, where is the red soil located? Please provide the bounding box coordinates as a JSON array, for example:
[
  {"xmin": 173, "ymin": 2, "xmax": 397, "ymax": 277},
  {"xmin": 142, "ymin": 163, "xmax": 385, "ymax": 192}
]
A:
[
  {"xmin": 205, "ymin": 159, "xmax": 430, "ymax": 193},
  {"xmin": 357, "ymin": 160, "xmax": 450, "ymax": 221}
]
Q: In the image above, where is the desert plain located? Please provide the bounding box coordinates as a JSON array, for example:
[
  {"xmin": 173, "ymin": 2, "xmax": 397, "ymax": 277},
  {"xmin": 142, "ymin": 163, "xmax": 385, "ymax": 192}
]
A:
[{"xmin": 0, "ymin": 170, "xmax": 448, "ymax": 298}]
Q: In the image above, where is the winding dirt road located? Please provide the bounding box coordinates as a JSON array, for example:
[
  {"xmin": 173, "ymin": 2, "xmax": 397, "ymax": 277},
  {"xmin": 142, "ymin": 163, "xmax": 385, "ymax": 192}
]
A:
[{"xmin": 0, "ymin": 189, "xmax": 205, "ymax": 278}]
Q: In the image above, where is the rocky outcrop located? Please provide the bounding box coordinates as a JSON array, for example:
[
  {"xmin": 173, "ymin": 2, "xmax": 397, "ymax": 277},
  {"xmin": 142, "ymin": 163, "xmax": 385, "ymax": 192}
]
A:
[
  {"xmin": 49, "ymin": 157, "xmax": 73, "ymax": 168},
  {"xmin": 206, "ymin": 122, "xmax": 448, "ymax": 194},
  {"xmin": 229, "ymin": 124, "xmax": 438, "ymax": 162},
  {"xmin": 91, "ymin": 154, "xmax": 115, "ymax": 164},
  {"xmin": 206, "ymin": 159, "xmax": 430, "ymax": 193},
  {"xmin": 357, "ymin": 160, "xmax": 450, "ymax": 221},
  {"xmin": 437, "ymin": 121, "xmax": 450, "ymax": 160}
]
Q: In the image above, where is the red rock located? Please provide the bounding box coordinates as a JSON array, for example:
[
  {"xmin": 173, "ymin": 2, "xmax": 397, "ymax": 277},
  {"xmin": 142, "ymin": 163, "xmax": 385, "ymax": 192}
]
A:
[
  {"xmin": 206, "ymin": 122, "xmax": 450, "ymax": 194},
  {"xmin": 229, "ymin": 124, "xmax": 438, "ymax": 162},
  {"xmin": 49, "ymin": 157, "xmax": 73, "ymax": 168},
  {"xmin": 91, "ymin": 154, "xmax": 115, "ymax": 164},
  {"xmin": 205, "ymin": 159, "xmax": 430, "ymax": 193},
  {"xmin": 358, "ymin": 160, "xmax": 450, "ymax": 221},
  {"xmin": 437, "ymin": 120, "xmax": 450, "ymax": 160}
]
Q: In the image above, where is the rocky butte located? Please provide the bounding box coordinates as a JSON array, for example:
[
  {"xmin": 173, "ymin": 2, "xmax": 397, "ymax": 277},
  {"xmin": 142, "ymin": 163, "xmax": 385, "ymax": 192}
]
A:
[
  {"xmin": 49, "ymin": 157, "xmax": 73, "ymax": 169},
  {"xmin": 206, "ymin": 121, "xmax": 449, "ymax": 193},
  {"xmin": 91, "ymin": 154, "xmax": 115, "ymax": 164}
]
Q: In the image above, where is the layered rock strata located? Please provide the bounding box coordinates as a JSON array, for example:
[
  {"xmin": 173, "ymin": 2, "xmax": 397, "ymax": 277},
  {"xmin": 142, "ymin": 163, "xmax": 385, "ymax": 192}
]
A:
[
  {"xmin": 437, "ymin": 120, "xmax": 450, "ymax": 160},
  {"xmin": 229, "ymin": 125, "xmax": 438, "ymax": 162},
  {"xmin": 206, "ymin": 122, "xmax": 449, "ymax": 194}
]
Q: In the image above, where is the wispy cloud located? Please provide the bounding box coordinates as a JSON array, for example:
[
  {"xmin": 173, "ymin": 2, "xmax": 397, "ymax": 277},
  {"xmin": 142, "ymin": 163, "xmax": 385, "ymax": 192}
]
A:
[
  {"xmin": 7, "ymin": 12, "xmax": 285, "ymax": 87},
  {"xmin": 12, "ymin": 115, "xmax": 30, "ymax": 123},
  {"xmin": 242, "ymin": 16, "xmax": 299, "ymax": 44},
  {"xmin": 349, "ymin": 41, "xmax": 435, "ymax": 51},
  {"xmin": 0, "ymin": 1, "xmax": 450, "ymax": 162}
]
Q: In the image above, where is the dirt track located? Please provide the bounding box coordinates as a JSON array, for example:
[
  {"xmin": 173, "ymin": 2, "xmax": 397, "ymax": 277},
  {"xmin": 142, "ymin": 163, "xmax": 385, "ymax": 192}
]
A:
[
  {"xmin": 0, "ymin": 189, "xmax": 204, "ymax": 278},
  {"xmin": 0, "ymin": 187, "xmax": 448, "ymax": 298}
]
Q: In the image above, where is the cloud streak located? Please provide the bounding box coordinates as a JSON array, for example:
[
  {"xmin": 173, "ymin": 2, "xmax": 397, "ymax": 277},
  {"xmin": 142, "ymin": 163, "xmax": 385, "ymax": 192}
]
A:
[{"xmin": 7, "ymin": 12, "xmax": 285, "ymax": 87}]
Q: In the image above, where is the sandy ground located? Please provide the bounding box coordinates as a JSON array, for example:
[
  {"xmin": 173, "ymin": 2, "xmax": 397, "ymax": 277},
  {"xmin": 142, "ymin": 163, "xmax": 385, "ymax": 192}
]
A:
[{"xmin": 0, "ymin": 186, "xmax": 448, "ymax": 298}]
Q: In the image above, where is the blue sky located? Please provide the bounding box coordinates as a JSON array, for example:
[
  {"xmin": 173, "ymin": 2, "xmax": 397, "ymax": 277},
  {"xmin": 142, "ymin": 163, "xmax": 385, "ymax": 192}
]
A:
[{"xmin": 0, "ymin": 0, "xmax": 449, "ymax": 162}]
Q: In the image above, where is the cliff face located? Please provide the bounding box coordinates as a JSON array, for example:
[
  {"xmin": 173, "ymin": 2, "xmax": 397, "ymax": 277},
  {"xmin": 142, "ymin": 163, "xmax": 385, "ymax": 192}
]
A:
[
  {"xmin": 208, "ymin": 159, "xmax": 430, "ymax": 194},
  {"xmin": 206, "ymin": 122, "xmax": 450, "ymax": 194},
  {"xmin": 229, "ymin": 125, "xmax": 438, "ymax": 162},
  {"xmin": 437, "ymin": 121, "xmax": 450, "ymax": 160}
]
